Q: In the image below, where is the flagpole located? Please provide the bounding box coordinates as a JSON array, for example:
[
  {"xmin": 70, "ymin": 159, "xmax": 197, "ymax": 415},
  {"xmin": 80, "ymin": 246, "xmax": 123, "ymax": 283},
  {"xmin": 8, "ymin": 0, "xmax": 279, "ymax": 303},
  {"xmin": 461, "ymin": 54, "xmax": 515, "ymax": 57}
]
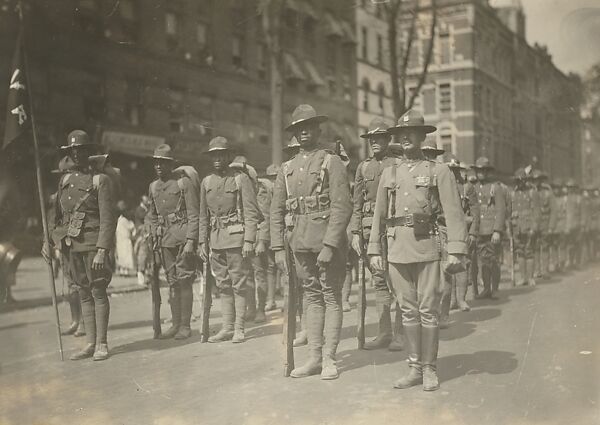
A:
[{"xmin": 18, "ymin": 0, "xmax": 64, "ymax": 361}]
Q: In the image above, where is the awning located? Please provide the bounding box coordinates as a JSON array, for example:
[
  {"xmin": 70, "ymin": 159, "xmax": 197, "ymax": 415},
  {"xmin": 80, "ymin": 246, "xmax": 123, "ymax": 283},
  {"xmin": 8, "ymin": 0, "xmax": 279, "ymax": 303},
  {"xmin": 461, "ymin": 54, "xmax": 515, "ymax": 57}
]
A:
[
  {"xmin": 340, "ymin": 21, "xmax": 356, "ymax": 44},
  {"xmin": 285, "ymin": 53, "xmax": 306, "ymax": 81},
  {"xmin": 101, "ymin": 131, "xmax": 164, "ymax": 157},
  {"xmin": 304, "ymin": 60, "xmax": 325, "ymax": 86},
  {"xmin": 324, "ymin": 14, "xmax": 344, "ymax": 38}
]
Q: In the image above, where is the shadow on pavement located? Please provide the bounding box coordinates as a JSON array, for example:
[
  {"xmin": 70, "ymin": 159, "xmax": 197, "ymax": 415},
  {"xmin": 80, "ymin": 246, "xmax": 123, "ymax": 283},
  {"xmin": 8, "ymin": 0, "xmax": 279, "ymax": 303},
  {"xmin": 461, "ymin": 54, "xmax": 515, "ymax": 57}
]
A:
[
  {"xmin": 460, "ymin": 307, "xmax": 502, "ymax": 323},
  {"xmin": 438, "ymin": 350, "xmax": 518, "ymax": 383},
  {"xmin": 246, "ymin": 323, "xmax": 284, "ymax": 340},
  {"xmin": 439, "ymin": 322, "xmax": 476, "ymax": 341},
  {"xmin": 337, "ymin": 346, "xmax": 405, "ymax": 374},
  {"xmin": 0, "ymin": 320, "xmax": 45, "ymax": 332},
  {"xmin": 110, "ymin": 330, "xmax": 203, "ymax": 356},
  {"xmin": 340, "ymin": 322, "xmax": 378, "ymax": 342},
  {"xmin": 109, "ymin": 320, "xmax": 155, "ymax": 331}
]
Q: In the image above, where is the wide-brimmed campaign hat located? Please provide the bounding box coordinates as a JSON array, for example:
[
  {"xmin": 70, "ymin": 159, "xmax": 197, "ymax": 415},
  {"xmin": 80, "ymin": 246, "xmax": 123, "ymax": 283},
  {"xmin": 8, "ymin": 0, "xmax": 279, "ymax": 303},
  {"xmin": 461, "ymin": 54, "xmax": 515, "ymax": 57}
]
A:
[
  {"xmin": 285, "ymin": 104, "xmax": 328, "ymax": 132},
  {"xmin": 551, "ymin": 178, "xmax": 563, "ymax": 188},
  {"xmin": 204, "ymin": 136, "xmax": 230, "ymax": 154},
  {"xmin": 421, "ymin": 138, "xmax": 445, "ymax": 156},
  {"xmin": 473, "ymin": 156, "xmax": 494, "ymax": 170},
  {"xmin": 60, "ymin": 130, "xmax": 98, "ymax": 150},
  {"xmin": 152, "ymin": 144, "xmax": 175, "ymax": 161},
  {"xmin": 360, "ymin": 117, "xmax": 393, "ymax": 139},
  {"xmin": 445, "ymin": 153, "xmax": 463, "ymax": 169},
  {"xmin": 389, "ymin": 110, "xmax": 437, "ymax": 134}
]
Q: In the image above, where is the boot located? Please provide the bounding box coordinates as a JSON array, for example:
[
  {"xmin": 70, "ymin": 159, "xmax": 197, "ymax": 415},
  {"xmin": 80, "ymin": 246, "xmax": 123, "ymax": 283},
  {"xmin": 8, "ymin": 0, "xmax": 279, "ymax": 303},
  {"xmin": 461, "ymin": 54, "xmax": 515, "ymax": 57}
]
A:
[
  {"xmin": 456, "ymin": 275, "xmax": 471, "ymax": 311},
  {"xmin": 175, "ymin": 283, "xmax": 193, "ymax": 339},
  {"xmin": 388, "ymin": 308, "xmax": 405, "ymax": 352},
  {"xmin": 526, "ymin": 259, "xmax": 537, "ymax": 286},
  {"xmin": 208, "ymin": 291, "xmax": 234, "ymax": 343},
  {"xmin": 79, "ymin": 289, "xmax": 97, "ymax": 353},
  {"xmin": 245, "ymin": 283, "xmax": 256, "ymax": 322},
  {"xmin": 490, "ymin": 263, "xmax": 501, "ymax": 296},
  {"xmin": 364, "ymin": 289, "xmax": 392, "ymax": 350},
  {"xmin": 62, "ymin": 291, "xmax": 82, "ymax": 335},
  {"xmin": 321, "ymin": 296, "xmax": 342, "ymax": 380},
  {"xmin": 449, "ymin": 281, "xmax": 458, "ymax": 310},
  {"xmin": 475, "ymin": 265, "xmax": 491, "ymax": 299},
  {"xmin": 74, "ymin": 319, "xmax": 86, "ymax": 337},
  {"xmin": 439, "ymin": 280, "xmax": 451, "ymax": 329},
  {"xmin": 254, "ymin": 285, "xmax": 267, "ymax": 324},
  {"xmin": 393, "ymin": 324, "xmax": 422, "ymax": 389},
  {"xmin": 421, "ymin": 326, "xmax": 440, "ymax": 391},
  {"xmin": 291, "ymin": 302, "xmax": 325, "ymax": 378},
  {"xmin": 232, "ymin": 293, "xmax": 247, "ymax": 343},
  {"xmin": 62, "ymin": 321, "xmax": 79, "ymax": 336},
  {"xmin": 70, "ymin": 343, "xmax": 95, "ymax": 361},
  {"xmin": 293, "ymin": 296, "xmax": 308, "ymax": 347},
  {"xmin": 265, "ymin": 259, "xmax": 277, "ymax": 311},
  {"xmin": 93, "ymin": 343, "xmax": 109, "ymax": 361},
  {"xmin": 470, "ymin": 252, "xmax": 479, "ymax": 297},
  {"xmin": 160, "ymin": 286, "xmax": 181, "ymax": 339},
  {"xmin": 341, "ymin": 267, "xmax": 353, "ymax": 312},
  {"xmin": 94, "ymin": 288, "xmax": 110, "ymax": 347}
]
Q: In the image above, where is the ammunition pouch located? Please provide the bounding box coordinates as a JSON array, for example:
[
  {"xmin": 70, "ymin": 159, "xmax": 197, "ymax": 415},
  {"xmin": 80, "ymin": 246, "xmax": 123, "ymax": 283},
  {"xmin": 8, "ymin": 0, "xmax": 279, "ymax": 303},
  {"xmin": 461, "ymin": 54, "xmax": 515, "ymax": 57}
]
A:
[
  {"xmin": 157, "ymin": 210, "xmax": 188, "ymax": 228},
  {"xmin": 210, "ymin": 212, "xmax": 244, "ymax": 235},
  {"xmin": 361, "ymin": 215, "xmax": 373, "ymax": 240},
  {"xmin": 285, "ymin": 194, "xmax": 331, "ymax": 216},
  {"xmin": 67, "ymin": 211, "xmax": 86, "ymax": 238},
  {"xmin": 362, "ymin": 201, "xmax": 376, "ymax": 215}
]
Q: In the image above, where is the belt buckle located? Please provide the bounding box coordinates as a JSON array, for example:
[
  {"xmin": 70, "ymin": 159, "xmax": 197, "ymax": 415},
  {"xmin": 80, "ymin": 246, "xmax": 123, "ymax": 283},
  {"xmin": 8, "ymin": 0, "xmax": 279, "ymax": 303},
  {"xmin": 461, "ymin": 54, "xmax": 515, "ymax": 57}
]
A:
[{"xmin": 405, "ymin": 214, "xmax": 413, "ymax": 227}]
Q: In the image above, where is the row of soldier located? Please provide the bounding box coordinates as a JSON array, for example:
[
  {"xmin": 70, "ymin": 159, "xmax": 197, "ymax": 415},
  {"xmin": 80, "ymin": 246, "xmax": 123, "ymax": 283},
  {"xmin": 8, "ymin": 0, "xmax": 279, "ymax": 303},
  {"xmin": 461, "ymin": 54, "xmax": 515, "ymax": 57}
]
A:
[{"xmin": 45, "ymin": 105, "xmax": 599, "ymax": 392}]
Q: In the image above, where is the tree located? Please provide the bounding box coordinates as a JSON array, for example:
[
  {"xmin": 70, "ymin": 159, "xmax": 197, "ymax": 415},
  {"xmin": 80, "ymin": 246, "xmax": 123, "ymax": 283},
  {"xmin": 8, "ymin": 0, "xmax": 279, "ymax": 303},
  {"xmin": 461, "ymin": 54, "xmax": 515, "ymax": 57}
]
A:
[
  {"xmin": 382, "ymin": 0, "xmax": 437, "ymax": 120},
  {"xmin": 257, "ymin": 0, "xmax": 286, "ymax": 166}
]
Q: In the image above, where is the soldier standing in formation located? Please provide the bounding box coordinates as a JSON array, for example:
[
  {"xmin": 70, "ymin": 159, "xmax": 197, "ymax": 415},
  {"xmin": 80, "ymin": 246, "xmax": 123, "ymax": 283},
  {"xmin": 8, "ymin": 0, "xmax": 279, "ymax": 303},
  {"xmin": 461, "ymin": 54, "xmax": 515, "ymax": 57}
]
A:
[
  {"xmin": 147, "ymin": 144, "xmax": 199, "ymax": 340},
  {"xmin": 198, "ymin": 137, "xmax": 260, "ymax": 343},
  {"xmin": 350, "ymin": 117, "xmax": 404, "ymax": 351},
  {"xmin": 532, "ymin": 170, "xmax": 557, "ymax": 278},
  {"xmin": 473, "ymin": 157, "xmax": 507, "ymax": 299},
  {"xmin": 368, "ymin": 110, "xmax": 467, "ymax": 391},
  {"xmin": 564, "ymin": 178, "xmax": 581, "ymax": 269},
  {"xmin": 50, "ymin": 130, "xmax": 116, "ymax": 361},
  {"xmin": 271, "ymin": 104, "xmax": 352, "ymax": 380},
  {"xmin": 550, "ymin": 179, "xmax": 567, "ymax": 272},
  {"xmin": 510, "ymin": 168, "xmax": 541, "ymax": 286},
  {"xmin": 258, "ymin": 164, "xmax": 280, "ymax": 313}
]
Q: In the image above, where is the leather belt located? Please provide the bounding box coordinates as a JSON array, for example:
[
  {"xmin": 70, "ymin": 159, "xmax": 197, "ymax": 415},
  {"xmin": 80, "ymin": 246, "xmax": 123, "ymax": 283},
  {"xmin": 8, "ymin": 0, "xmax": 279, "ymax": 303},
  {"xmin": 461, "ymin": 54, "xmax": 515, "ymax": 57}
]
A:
[{"xmin": 385, "ymin": 215, "xmax": 416, "ymax": 227}]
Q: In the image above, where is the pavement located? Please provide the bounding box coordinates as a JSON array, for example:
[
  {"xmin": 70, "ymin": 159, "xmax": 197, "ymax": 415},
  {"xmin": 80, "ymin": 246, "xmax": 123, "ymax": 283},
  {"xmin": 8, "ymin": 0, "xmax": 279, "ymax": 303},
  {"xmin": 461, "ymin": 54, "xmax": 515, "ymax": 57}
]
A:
[{"xmin": 1, "ymin": 260, "xmax": 599, "ymax": 425}]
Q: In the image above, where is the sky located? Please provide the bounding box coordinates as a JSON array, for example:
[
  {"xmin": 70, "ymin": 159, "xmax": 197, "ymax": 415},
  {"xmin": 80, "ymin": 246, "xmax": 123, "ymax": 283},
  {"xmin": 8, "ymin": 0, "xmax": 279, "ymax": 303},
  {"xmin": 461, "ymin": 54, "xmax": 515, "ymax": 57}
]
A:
[{"xmin": 494, "ymin": 0, "xmax": 600, "ymax": 77}]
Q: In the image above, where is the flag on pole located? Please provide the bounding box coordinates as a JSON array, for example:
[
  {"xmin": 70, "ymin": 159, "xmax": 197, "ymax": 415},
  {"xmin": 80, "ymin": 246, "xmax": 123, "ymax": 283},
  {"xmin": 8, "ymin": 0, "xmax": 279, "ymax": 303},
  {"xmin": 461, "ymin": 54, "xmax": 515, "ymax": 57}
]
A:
[{"xmin": 3, "ymin": 28, "xmax": 29, "ymax": 150}]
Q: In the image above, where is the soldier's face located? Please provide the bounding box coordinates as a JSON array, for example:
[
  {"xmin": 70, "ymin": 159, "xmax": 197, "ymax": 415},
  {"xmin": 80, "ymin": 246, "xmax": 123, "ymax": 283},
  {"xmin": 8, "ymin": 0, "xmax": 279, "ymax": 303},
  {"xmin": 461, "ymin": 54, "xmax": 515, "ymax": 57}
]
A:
[
  {"xmin": 294, "ymin": 124, "xmax": 320, "ymax": 146},
  {"xmin": 396, "ymin": 129, "xmax": 426, "ymax": 153},
  {"xmin": 476, "ymin": 170, "xmax": 487, "ymax": 181},
  {"xmin": 369, "ymin": 134, "xmax": 391, "ymax": 155},
  {"xmin": 70, "ymin": 146, "xmax": 92, "ymax": 167},
  {"xmin": 210, "ymin": 150, "xmax": 230, "ymax": 171},
  {"xmin": 154, "ymin": 159, "xmax": 173, "ymax": 178}
]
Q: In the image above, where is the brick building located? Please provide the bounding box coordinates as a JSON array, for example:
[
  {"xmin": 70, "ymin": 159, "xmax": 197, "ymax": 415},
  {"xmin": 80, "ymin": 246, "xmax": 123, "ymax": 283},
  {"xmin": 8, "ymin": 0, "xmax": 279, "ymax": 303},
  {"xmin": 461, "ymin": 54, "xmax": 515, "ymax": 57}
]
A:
[
  {"xmin": 0, "ymin": 0, "xmax": 357, "ymax": 204},
  {"xmin": 356, "ymin": 0, "xmax": 582, "ymax": 179}
]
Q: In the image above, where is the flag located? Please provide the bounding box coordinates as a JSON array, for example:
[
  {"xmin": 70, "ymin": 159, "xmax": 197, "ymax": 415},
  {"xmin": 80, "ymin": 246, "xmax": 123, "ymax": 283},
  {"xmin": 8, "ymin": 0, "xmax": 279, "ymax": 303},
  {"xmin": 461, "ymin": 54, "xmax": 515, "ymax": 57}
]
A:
[{"xmin": 3, "ymin": 28, "xmax": 29, "ymax": 150}]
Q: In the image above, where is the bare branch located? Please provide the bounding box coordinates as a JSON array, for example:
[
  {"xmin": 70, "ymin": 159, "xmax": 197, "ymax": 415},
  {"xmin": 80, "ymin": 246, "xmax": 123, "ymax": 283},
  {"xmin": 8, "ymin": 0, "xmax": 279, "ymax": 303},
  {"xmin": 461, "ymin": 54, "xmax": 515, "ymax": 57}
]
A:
[{"xmin": 408, "ymin": 0, "xmax": 437, "ymax": 110}]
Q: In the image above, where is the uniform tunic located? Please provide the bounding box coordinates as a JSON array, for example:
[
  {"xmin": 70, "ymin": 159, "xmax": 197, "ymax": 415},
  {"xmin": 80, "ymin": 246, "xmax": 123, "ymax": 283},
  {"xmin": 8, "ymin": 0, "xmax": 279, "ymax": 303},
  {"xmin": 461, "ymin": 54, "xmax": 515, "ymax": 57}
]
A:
[
  {"xmin": 474, "ymin": 181, "xmax": 507, "ymax": 266},
  {"xmin": 510, "ymin": 187, "xmax": 541, "ymax": 259}
]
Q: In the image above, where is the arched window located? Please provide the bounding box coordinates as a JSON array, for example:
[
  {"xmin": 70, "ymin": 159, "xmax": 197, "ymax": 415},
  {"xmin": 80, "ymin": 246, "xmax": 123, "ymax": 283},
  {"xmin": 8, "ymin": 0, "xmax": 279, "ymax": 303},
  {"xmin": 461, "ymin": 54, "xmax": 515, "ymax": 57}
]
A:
[
  {"xmin": 362, "ymin": 78, "xmax": 370, "ymax": 111},
  {"xmin": 377, "ymin": 83, "xmax": 385, "ymax": 113}
]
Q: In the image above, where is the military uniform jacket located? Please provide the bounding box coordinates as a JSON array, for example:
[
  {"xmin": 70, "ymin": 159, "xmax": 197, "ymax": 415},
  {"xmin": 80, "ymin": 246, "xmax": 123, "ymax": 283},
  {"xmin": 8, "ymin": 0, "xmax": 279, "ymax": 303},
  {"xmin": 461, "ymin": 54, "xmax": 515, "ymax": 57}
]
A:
[
  {"xmin": 565, "ymin": 193, "xmax": 581, "ymax": 233},
  {"xmin": 270, "ymin": 148, "xmax": 352, "ymax": 253},
  {"xmin": 553, "ymin": 195, "xmax": 567, "ymax": 234},
  {"xmin": 257, "ymin": 178, "xmax": 273, "ymax": 244},
  {"xmin": 367, "ymin": 158, "xmax": 468, "ymax": 264},
  {"xmin": 350, "ymin": 155, "xmax": 399, "ymax": 239},
  {"xmin": 475, "ymin": 181, "xmax": 507, "ymax": 236},
  {"xmin": 199, "ymin": 169, "xmax": 260, "ymax": 250},
  {"xmin": 461, "ymin": 182, "xmax": 480, "ymax": 236},
  {"xmin": 537, "ymin": 185, "xmax": 557, "ymax": 234},
  {"xmin": 52, "ymin": 169, "xmax": 116, "ymax": 252},
  {"xmin": 510, "ymin": 187, "xmax": 541, "ymax": 235},
  {"xmin": 147, "ymin": 176, "xmax": 199, "ymax": 248}
]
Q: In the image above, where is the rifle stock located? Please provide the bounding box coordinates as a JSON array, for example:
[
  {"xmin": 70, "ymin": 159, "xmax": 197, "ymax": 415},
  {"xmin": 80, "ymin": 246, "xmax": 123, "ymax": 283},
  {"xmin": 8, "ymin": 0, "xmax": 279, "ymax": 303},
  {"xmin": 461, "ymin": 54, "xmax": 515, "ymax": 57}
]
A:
[
  {"xmin": 201, "ymin": 258, "xmax": 213, "ymax": 343},
  {"xmin": 283, "ymin": 239, "xmax": 297, "ymax": 377}
]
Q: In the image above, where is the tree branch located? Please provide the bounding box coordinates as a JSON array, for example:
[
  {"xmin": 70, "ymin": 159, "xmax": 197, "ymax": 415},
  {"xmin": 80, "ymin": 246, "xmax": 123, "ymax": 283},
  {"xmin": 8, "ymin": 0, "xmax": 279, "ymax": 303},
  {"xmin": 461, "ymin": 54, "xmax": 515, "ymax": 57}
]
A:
[{"xmin": 408, "ymin": 0, "xmax": 437, "ymax": 110}]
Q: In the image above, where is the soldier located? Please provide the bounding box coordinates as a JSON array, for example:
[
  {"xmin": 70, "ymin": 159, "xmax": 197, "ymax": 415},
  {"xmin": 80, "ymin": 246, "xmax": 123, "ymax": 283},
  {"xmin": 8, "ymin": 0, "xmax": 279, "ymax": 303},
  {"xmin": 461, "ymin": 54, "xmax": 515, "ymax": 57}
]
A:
[
  {"xmin": 439, "ymin": 155, "xmax": 479, "ymax": 326},
  {"xmin": 198, "ymin": 137, "xmax": 260, "ymax": 343},
  {"xmin": 49, "ymin": 130, "xmax": 116, "ymax": 361},
  {"xmin": 549, "ymin": 179, "xmax": 567, "ymax": 272},
  {"xmin": 349, "ymin": 117, "xmax": 404, "ymax": 351},
  {"xmin": 565, "ymin": 179, "xmax": 582, "ymax": 269},
  {"xmin": 146, "ymin": 144, "xmax": 199, "ymax": 340},
  {"xmin": 473, "ymin": 157, "xmax": 507, "ymax": 299},
  {"xmin": 368, "ymin": 110, "xmax": 467, "ymax": 391},
  {"xmin": 271, "ymin": 104, "xmax": 352, "ymax": 380},
  {"xmin": 466, "ymin": 168, "xmax": 479, "ymax": 292},
  {"xmin": 262, "ymin": 164, "xmax": 280, "ymax": 312},
  {"xmin": 420, "ymin": 139, "xmax": 444, "ymax": 162},
  {"xmin": 532, "ymin": 170, "xmax": 557, "ymax": 277},
  {"xmin": 510, "ymin": 168, "xmax": 541, "ymax": 286}
]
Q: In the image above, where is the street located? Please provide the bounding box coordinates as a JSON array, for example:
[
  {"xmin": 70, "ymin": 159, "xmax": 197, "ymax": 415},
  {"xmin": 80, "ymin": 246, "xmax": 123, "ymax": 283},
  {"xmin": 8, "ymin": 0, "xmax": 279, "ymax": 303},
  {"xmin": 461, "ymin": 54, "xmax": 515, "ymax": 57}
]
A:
[{"xmin": 1, "ymin": 261, "xmax": 599, "ymax": 425}]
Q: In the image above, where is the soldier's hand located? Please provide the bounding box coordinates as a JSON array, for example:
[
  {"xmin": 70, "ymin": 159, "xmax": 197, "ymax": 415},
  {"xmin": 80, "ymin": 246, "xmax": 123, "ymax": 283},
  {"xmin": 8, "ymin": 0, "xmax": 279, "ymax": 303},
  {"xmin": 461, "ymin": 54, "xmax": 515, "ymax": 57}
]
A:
[
  {"xmin": 41, "ymin": 240, "xmax": 51, "ymax": 264},
  {"xmin": 351, "ymin": 234, "xmax": 362, "ymax": 255},
  {"xmin": 255, "ymin": 240, "xmax": 267, "ymax": 256},
  {"xmin": 198, "ymin": 243, "xmax": 208, "ymax": 263},
  {"xmin": 370, "ymin": 255, "xmax": 384, "ymax": 271},
  {"xmin": 445, "ymin": 254, "xmax": 465, "ymax": 274},
  {"xmin": 491, "ymin": 231, "xmax": 501, "ymax": 244},
  {"xmin": 183, "ymin": 239, "xmax": 195, "ymax": 257},
  {"xmin": 275, "ymin": 250, "xmax": 287, "ymax": 273},
  {"xmin": 242, "ymin": 241, "xmax": 254, "ymax": 258},
  {"xmin": 317, "ymin": 245, "xmax": 334, "ymax": 268},
  {"xmin": 467, "ymin": 234, "xmax": 476, "ymax": 248},
  {"xmin": 92, "ymin": 249, "xmax": 106, "ymax": 270}
]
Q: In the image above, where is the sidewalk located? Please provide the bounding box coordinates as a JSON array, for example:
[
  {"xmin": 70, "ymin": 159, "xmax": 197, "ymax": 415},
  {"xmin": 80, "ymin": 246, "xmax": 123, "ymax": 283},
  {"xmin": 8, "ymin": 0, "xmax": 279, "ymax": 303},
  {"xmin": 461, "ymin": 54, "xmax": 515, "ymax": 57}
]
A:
[{"xmin": 2, "ymin": 257, "xmax": 148, "ymax": 312}]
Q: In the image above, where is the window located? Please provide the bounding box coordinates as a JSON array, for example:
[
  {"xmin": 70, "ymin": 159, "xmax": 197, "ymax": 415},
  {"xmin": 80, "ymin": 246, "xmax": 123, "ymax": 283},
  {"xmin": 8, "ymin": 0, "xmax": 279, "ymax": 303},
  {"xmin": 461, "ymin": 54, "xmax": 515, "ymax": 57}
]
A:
[
  {"xmin": 165, "ymin": 12, "xmax": 178, "ymax": 36},
  {"xmin": 440, "ymin": 133, "xmax": 453, "ymax": 154},
  {"xmin": 361, "ymin": 27, "xmax": 368, "ymax": 60},
  {"xmin": 377, "ymin": 34, "xmax": 383, "ymax": 66},
  {"xmin": 362, "ymin": 79, "xmax": 370, "ymax": 111},
  {"xmin": 377, "ymin": 84, "xmax": 385, "ymax": 113},
  {"xmin": 439, "ymin": 32, "xmax": 450, "ymax": 65},
  {"xmin": 438, "ymin": 83, "xmax": 452, "ymax": 114},
  {"xmin": 232, "ymin": 35, "xmax": 243, "ymax": 68}
]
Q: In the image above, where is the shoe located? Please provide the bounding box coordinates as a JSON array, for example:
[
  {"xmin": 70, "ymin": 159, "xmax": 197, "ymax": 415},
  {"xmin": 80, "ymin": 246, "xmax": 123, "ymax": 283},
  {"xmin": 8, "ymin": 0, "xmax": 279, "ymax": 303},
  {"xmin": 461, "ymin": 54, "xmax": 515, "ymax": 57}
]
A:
[
  {"xmin": 457, "ymin": 301, "xmax": 471, "ymax": 312},
  {"xmin": 93, "ymin": 343, "xmax": 109, "ymax": 361},
  {"xmin": 293, "ymin": 330, "xmax": 308, "ymax": 347},
  {"xmin": 174, "ymin": 326, "xmax": 192, "ymax": 340},
  {"xmin": 265, "ymin": 302, "xmax": 278, "ymax": 312},
  {"xmin": 208, "ymin": 329, "xmax": 234, "ymax": 343},
  {"xmin": 290, "ymin": 358, "xmax": 322, "ymax": 378},
  {"xmin": 74, "ymin": 322, "xmax": 86, "ymax": 337},
  {"xmin": 393, "ymin": 367, "xmax": 423, "ymax": 389},
  {"xmin": 475, "ymin": 289, "xmax": 491, "ymax": 299},
  {"xmin": 70, "ymin": 344, "xmax": 95, "ymax": 361},
  {"xmin": 232, "ymin": 330, "xmax": 246, "ymax": 343},
  {"xmin": 422, "ymin": 365, "xmax": 440, "ymax": 391},
  {"xmin": 254, "ymin": 310, "xmax": 267, "ymax": 324},
  {"xmin": 388, "ymin": 334, "xmax": 405, "ymax": 352},
  {"xmin": 61, "ymin": 322, "xmax": 78, "ymax": 336},
  {"xmin": 363, "ymin": 335, "xmax": 392, "ymax": 350},
  {"xmin": 342, "ymin": 301, "xmax": 351, "ymax": 312},
  {"xmin": 321, "ymin": 358, "xmax": 339, "ymax": 380},
  {"xmin": 159, "ymin": 325, "xmax": 180, "ymax": 339}
]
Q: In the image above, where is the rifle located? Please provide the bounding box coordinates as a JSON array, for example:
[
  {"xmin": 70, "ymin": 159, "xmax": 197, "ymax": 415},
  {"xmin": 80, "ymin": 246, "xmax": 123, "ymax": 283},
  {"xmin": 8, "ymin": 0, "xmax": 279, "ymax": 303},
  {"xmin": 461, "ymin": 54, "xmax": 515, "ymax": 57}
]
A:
[
  {"xmin": 150, "ymin": 231, "xmax": 162, "ymax": 339},
  {"xmin": 283, "ymin": 238, "xmax": 297, "ymax": 377},
  {"xmin": 200, "ymin": 256, "xmax": 213, "ymax": 343},
  {"xmin": 356, "ymin": 233, "xmax": 367, "ymax": 349}
]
